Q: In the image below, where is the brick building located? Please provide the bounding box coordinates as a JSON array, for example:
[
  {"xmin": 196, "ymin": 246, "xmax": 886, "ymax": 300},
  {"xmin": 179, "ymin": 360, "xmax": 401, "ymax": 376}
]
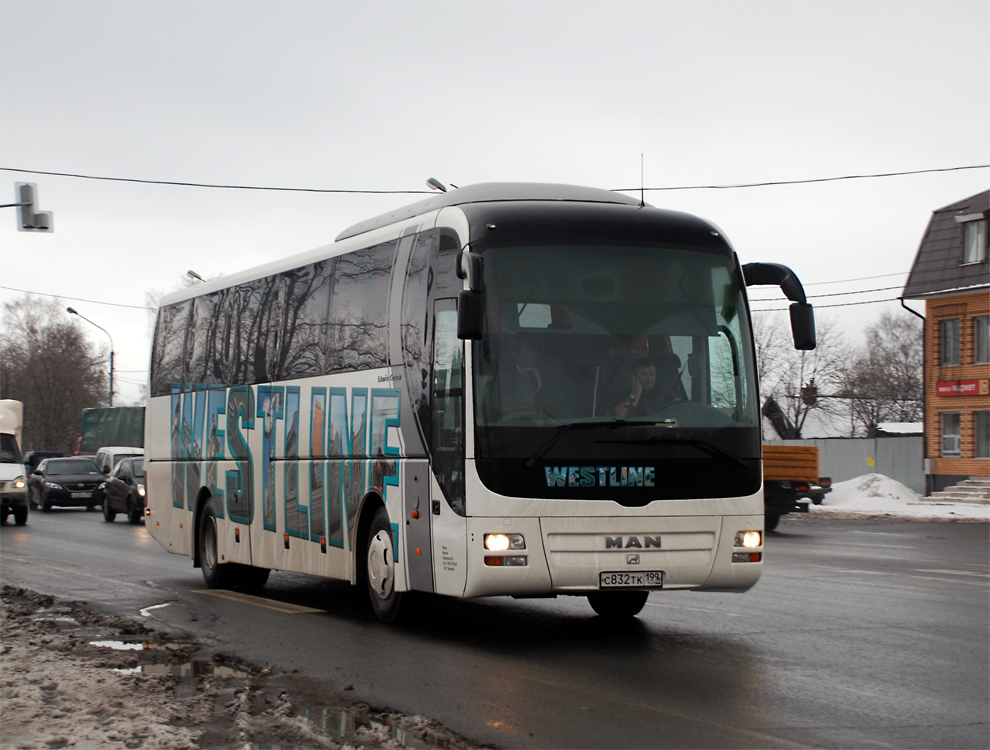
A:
[{"xmin": 902, "ymin": 189, "xmax": 989, "ymax": 493}]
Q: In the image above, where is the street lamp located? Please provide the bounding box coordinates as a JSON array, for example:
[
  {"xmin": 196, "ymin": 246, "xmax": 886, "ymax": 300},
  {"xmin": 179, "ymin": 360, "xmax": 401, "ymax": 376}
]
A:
[{"xmin": 67, "ymin": 307, "xmax": 114, "ymax": 407}]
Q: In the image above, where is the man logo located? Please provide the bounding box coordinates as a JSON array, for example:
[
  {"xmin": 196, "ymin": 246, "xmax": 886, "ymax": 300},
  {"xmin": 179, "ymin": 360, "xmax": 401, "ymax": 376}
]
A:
[
  {"xmin": 627, "ymin": 554, "xmax": 641, "ymax": 565},
  {"xmin": 605, "ymin": 536, "xmax": 661, "ymax": 549}
]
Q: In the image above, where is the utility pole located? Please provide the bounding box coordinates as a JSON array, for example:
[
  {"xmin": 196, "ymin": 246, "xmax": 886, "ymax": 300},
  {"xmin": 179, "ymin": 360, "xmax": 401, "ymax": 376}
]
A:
[{"xmin": 67, "ymin": 307, "xmax": 114, "ymax": 406}]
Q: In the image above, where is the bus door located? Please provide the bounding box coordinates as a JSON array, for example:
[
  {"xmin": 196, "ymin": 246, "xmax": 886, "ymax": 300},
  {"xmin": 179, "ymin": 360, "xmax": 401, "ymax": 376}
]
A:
[{"xmin": 430, "ymin": 299, "xmax": 468, "ymax": 596}]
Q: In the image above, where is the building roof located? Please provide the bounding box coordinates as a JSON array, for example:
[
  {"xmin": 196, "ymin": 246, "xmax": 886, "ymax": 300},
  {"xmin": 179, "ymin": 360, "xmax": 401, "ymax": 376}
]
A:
[{"xmin": 901, "ymin": 189, "xmax": 990, "ymax": 299}]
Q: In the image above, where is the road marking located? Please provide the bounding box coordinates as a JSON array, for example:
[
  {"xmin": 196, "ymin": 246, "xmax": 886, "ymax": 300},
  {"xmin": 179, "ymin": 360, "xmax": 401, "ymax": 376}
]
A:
[
  {"xmin": 908, "ymin": 575, "xmax": 989, "ymax": 587},
  {"xmin": 829, "ymin": 569, "xmax": 897, "ymax": 576},
  {"xmin": 139, "ymin": 603, "xmax": 171, "ymax": 617},
  {"xmin": 192, "ymin": 589, "xmax": 324, "ymax": 613},
  {"xmin": 913, "ymin": 569, "xmax": 989, "ymax": 578},
  {"xmin": 649, "ymin": 602, "xmax": 745, "ymax": 617}
]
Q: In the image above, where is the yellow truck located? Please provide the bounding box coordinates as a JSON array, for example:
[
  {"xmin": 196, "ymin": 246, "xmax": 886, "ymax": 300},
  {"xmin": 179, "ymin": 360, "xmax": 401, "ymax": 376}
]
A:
[{"xmin": 763, "ymin": 444, "xmax": 831, "ymax": 531}]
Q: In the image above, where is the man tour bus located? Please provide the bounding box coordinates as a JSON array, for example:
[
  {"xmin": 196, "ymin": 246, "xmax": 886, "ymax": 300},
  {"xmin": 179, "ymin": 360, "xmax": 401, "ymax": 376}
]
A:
[{"xmin": 146, "ymin": 183, "xmax": 815, "ymax": 621}]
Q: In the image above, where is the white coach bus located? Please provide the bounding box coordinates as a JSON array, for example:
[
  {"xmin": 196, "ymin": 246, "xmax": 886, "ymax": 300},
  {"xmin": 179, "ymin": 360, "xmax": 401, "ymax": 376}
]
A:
[{"xmin": 146, "ymin": 183, "xmax": 815, "ymax": 621}]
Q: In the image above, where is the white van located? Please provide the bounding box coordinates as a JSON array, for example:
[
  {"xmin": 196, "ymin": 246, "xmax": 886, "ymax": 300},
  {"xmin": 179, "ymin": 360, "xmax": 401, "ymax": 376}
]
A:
[{"xmin": 94, "ymin": 446, "xmax": 144, "ymax": 476}]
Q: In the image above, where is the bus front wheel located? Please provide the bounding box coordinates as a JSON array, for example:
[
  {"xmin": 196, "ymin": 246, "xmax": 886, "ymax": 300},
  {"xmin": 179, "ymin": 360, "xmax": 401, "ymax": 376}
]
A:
[
  {"xmin": 198, "ymin": 498, "xmax": 236, "ymax": 589},
  {"xmin": 366, "ymin": 506, "xmax": 402, "ymax": 622},
  {"xmin": 587, "ymin": 590, "xmax": 649, "ymax": 619}
]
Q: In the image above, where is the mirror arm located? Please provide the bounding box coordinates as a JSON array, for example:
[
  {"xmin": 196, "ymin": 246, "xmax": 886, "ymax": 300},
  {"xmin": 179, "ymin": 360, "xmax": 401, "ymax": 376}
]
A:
[{"xmin": 741, "ymin": 262, "xmax": 808, "ymax": 304}]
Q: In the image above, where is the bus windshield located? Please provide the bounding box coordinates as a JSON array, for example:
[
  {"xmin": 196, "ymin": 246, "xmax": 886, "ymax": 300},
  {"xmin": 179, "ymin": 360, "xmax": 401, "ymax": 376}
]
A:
[{"xmin": 474, "ymin": 243, "xmax": 759, "ymax": 437}]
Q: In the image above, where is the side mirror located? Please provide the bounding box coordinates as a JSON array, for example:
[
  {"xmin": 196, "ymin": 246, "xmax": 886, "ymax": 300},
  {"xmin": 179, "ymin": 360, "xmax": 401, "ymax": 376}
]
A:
[
  {"xmin": 457, "ymin": 248, "xmax": 485, "ymax": 340},
  {"xmin": 742, "ymin": 261, "xmax": 817, "ymax": 351},
  {"xmin": 457, "ymin": 289, "xmax": 484, "ymax": 340},
  {"xmin": 789, "ymin": 302, "xmax": 816, "ymax": 350}
]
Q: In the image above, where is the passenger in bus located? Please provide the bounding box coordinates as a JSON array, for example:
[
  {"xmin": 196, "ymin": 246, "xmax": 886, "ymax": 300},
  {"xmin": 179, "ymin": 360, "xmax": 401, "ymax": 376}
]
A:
[{"xmin": 613, "ymin": 354, "xmax": 686, "ymax": 418}]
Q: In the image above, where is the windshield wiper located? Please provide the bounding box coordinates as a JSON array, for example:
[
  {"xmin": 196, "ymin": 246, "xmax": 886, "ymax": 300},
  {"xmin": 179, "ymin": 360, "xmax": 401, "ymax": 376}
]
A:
[
  {"xmin": 524, "ymin": 419, "xmax": 633, "ymax": 468},
  {"xmin": 596, "ymin": 433, "xmax": 748, "ymax": 468}
]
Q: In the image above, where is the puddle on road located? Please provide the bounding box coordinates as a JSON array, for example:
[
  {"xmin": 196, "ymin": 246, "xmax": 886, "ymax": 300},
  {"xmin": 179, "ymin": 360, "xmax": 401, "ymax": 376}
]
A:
[
  {"xmin": 30, "ymin": 613, "xmax": 79, "ymax": 625},
  {"xmin": 284, "ymin": 707, "xmax": 434, "ymax": 750},
  {"xmin": 113, "ymin": 661, "xmax": 248, "ymax": 678},
  {"xmin": 90, "ymin": 640, "xmax": 146, "ymax": 651},
  {"xmin": 92, "ymin": 642, "xmax": 441, "ymax": 748},
  {"xmin": 92, "ymin": 641, "xmax": 249, "ymax": 679}
]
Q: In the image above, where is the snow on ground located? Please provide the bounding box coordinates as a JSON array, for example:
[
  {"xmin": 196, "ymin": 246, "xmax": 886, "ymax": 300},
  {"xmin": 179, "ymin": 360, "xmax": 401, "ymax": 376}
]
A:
[
  {"xmin": 0, "ymin": 586, "xmax": 475, "ymax": 750},
  {"xmin": 811, "ymin": 473, "xmax": 989, "ymax": 521}
]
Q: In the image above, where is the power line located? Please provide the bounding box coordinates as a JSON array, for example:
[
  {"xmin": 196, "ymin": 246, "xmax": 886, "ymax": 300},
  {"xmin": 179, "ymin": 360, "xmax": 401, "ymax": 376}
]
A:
[
  {"xmin": 749, "ymin": 285, "xmax": 904, "ymax": 302},
  {"xmin": 3, "ymin": 164, "xmax": 987, "ymax": 195},
  {"xmin": 752, "ymin": 296, "xmax": 904, "ymax": 312},
  {"xmin": 616, "ymin": 164, "xmax": 989, "ymax": 192},
  {"xmin": 0, "ymin": 167, "xmax": 432, "ymax": 195},
  {"xmin": 0, "ymin": 284, "xmax": 153, "ymax": 310},
  {"xmin": 805, "ymin": 271, "xmax": 907, "ymax": 287}
]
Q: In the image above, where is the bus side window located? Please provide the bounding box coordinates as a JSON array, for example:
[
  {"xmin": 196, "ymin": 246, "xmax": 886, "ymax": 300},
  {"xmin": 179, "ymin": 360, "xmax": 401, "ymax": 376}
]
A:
[{"xmin": 432, "ymin": 302, "xmax": 465, "ymax": 515}]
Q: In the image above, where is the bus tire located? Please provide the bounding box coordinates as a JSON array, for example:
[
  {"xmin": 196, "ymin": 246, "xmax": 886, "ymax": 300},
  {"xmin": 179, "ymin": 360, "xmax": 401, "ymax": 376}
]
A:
[
  {"xmin": 198, "ymin": 497, "xmax": 236, "ymax": 589},
  {"xmin": 365, "ymin": 505, "xmax": 402, "ymax": 622},
  {"xmin": 765, "ymin": 513, "xmax": 781, "ymax": 532},
  {"xmin": 587, "ymin": 590, "xmax": 649, "ymax": 619},
  {"xmin": 234, "ymin": 564, "xmax": 270, "ymax": 591}
]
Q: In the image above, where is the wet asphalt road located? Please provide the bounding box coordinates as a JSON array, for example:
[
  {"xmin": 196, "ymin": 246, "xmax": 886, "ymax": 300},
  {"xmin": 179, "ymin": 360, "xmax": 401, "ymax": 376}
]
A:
[{"xmin": 2, "ymin": 510, "xmax": 988, "ymax": 749}]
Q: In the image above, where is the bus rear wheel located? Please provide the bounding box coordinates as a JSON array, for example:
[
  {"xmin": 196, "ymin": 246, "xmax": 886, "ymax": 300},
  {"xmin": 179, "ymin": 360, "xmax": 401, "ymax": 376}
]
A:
[
  {"xmin": 587, "ymin": 590, "xmax": 649, "ymax": 619},
  {"xmin": 366, "ymin": 506, "xmax": 402, "ymax": 622}
]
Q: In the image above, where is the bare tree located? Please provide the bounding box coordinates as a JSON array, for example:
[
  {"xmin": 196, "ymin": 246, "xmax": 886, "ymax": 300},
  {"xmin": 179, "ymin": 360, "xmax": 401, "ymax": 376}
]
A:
[
  {"xmin": 753, "ymin": 312, "xmax": 849, "ymax": 438},
  {"xmin": 840, "ymin": 311, "xmax": 923, "ymax": 436},
  {"xmin": 0, "ymin": 296, "xmax": 107, "ymax": 453}
]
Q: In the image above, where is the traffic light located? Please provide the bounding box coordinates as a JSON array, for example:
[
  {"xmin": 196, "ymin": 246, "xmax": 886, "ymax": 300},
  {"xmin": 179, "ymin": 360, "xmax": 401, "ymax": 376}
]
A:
[{"xmin": 14, "ymin": 182, "xmax": 53, "ymax": 232}]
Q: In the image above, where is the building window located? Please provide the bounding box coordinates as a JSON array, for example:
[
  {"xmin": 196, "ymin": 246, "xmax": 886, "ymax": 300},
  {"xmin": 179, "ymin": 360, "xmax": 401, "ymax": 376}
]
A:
[
  {"xmin": 941, "ymin": 412, "xmax": 961, "ymax": 457},
  {"xmin": 976, "ymin": 412, "xmax": 990, "ymax": 459},
  {"xmin": 963, "ymin": 219, "xmax": 987, "ymax": 264},
  {"xmin": 975, "ymin": 316, "xmax": 990, "ymax": 364},
  {"xmin": 940, "ymin": 319, "xmax": 961, "ymax": 366}
]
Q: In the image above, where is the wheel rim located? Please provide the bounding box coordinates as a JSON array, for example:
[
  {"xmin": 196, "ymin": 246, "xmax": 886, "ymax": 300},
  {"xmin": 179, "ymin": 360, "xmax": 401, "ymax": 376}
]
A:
[
  {"xmin": 203, "ymin": 516, "xmax": 218, "ymax": 571},
  {"xmin": 367, "ymin": 529, "xmax": 395, "ymax": 600}
]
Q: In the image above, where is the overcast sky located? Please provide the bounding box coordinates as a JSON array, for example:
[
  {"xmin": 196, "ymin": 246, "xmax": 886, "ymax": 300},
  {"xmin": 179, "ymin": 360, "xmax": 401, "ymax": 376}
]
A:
[{"xmin": 2, "ymin": 0, "xmax": 988, "ymax": 405}]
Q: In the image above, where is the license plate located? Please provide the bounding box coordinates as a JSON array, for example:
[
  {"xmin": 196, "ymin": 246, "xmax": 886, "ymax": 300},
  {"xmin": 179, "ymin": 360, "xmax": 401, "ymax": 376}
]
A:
[
  {"xmin": 71, "ymin": 492, "xmax": 92, "ymax": 499},
  {"xmin": 599, "ymin": 571, "xmax": 664, "ymax": 588}
]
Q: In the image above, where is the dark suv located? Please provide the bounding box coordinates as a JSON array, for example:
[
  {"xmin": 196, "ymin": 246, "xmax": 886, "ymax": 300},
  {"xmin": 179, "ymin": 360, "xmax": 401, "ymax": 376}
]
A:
[{"xmin": 29, "ymin": 457, "xmax": 105, "ymax": 512}]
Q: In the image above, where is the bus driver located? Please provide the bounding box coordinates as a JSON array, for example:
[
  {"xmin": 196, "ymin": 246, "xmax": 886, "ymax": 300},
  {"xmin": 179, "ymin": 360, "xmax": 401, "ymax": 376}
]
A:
[{"xmin": 613, "ymin": 354, "xmax": 685, "ymax": 418}]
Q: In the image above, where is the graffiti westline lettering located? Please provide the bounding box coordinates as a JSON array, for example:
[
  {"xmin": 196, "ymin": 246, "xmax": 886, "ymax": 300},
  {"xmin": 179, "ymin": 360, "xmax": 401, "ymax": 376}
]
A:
[
  {"xmin": 168, "ymin": 382, "xmax": 402, "ymax": 548},
  {"xmin": 545, "ymin": 465, "xmax": 656, "ymax": 488}
]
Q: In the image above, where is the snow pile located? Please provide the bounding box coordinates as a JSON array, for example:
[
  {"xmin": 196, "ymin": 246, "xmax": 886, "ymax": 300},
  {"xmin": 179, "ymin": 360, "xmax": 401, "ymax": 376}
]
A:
[{"xmin": 812, "ymin": 473, "xmax": 989, "ymax": 521}]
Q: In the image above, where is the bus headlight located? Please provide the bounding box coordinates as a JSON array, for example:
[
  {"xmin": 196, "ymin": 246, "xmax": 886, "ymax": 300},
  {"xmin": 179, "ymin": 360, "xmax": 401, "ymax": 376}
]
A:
[
  {"xmin": 484, "ymin": 533, "xmax": 525, "ymax": 551},
  {"xmin": 734, "ymin": 531, "xmax": 762, "ymax": 548}
]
